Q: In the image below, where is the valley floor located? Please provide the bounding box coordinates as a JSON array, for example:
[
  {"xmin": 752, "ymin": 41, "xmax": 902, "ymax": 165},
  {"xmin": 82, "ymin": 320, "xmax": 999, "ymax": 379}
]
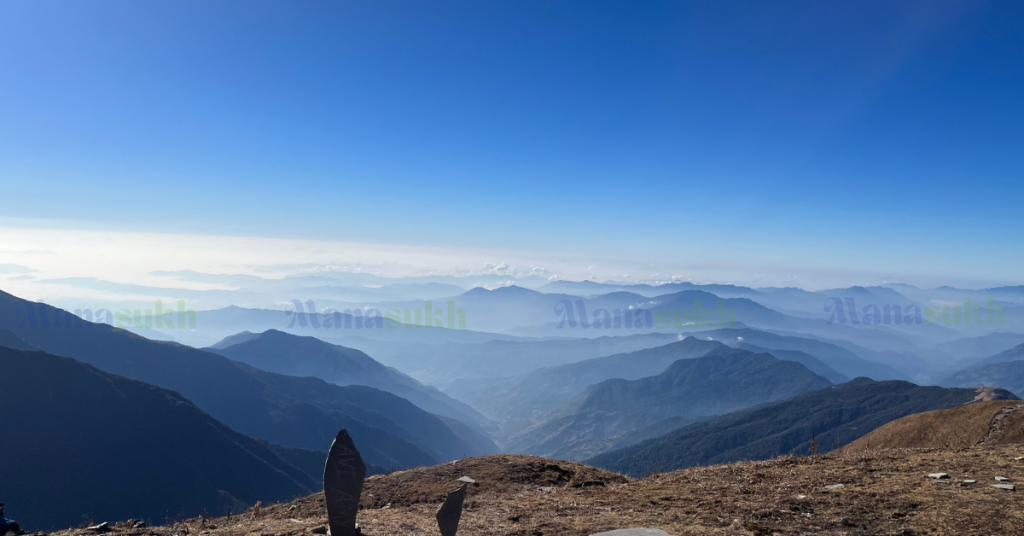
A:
[{"xmin": 46, "ymin": 447, "xmax": 1024, "ymax": 536}]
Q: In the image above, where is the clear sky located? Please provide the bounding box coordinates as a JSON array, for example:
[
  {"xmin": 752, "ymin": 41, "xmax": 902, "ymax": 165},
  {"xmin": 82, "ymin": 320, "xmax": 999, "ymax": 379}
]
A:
[{"xmin": 1, "ymin": 0, "xmax": 1022, "ymax": 287}]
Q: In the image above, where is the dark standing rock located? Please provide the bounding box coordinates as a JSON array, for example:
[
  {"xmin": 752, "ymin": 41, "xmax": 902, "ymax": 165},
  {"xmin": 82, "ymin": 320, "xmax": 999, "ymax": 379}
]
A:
[
  {"xmin": 436, "ymin": 483, "xmax": 468, "ymax": 536},
  {"xmin": 323, "ymin": 429, "xmax": 366, "ymax": 536}
]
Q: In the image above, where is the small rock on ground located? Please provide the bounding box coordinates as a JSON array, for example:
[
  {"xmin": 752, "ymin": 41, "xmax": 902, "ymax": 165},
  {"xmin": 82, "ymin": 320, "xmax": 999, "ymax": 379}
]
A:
[{"xmin": 591, "ymin": 530, "xmax": 677, "ymax": 536}]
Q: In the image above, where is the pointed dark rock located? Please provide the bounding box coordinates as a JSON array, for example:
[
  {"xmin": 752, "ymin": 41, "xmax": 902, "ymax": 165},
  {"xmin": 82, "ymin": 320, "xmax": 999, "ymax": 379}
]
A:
[
  {"xmin": 323, "ymin": 430, "xmax": 366, "ymax": 536},
  {"xmin": 436, "ymin": 483, "xmax": 468, "ymax": 536}
]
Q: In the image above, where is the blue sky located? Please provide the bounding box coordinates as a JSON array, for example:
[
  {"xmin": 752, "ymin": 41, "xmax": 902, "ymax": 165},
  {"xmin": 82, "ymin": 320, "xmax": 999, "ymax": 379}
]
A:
[{"xmin": 1, "ymin": 0, "xmax": 1022, "ymax": 286}]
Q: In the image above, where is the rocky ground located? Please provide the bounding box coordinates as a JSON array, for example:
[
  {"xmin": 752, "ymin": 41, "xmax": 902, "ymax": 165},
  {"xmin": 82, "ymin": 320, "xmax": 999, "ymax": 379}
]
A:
[{"xmin": 40, "ymin": 446, "xmax": 1024, "ymax": 536}]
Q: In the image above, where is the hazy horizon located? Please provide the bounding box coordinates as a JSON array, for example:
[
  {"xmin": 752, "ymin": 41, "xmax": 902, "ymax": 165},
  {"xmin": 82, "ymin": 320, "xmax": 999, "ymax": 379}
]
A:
[{"xmin": 3, "ymin": 0, "xmax": 1022, "ymax": 302}]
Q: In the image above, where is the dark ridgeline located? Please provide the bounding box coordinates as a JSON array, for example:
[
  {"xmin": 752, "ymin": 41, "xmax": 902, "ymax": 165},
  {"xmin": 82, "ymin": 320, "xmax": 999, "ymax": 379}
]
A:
[
  {"xmin": 0, "ymin": 346, "xmax": 317, "ymax": 531},
  {"xmin": 323, "ymin": 430, "xmax": 366, "ymax": 536}
]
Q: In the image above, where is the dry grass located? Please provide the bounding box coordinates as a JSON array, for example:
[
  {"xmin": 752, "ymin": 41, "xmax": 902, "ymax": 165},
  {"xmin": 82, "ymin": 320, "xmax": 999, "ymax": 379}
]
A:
[{"xmin": 45, "ymin": 445, "xmax": 1024, "ymax": 536}]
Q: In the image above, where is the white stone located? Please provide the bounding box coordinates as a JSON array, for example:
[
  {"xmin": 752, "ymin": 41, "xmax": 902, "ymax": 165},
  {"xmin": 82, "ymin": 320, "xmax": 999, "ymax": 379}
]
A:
[
  {"xmin": 825, "ymin": 484, "xmax": 844, "ymax": 490},
  {"xmin": 927, "ymin": 473, "xmax": 948, "ymax": 479},
  {"xmin": 457, "ymin": 476, "xmax": 476, "ymax": 484},
  {"xmin": 995, "ymin": 476, "xmax": 1010, "ymax": 482},
  {"xmin": 992, "ymin": 484, "xmax": 1015, "ymax": 491}
]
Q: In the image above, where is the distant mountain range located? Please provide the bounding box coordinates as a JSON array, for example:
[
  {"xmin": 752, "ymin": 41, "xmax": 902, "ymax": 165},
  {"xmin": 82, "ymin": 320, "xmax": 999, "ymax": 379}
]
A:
[
  {"xmin": 0, "ymin": 289, "xmax": 490, "ymax": 469},
  {"xmin": 0, "ymin": 346, "xmax": 318, "ymax": 531},
  {"xmin": 587, "ymin": 378, "xmax": 1017, "ymax": 477},
  {"xmin": 506, "ymin": 349, "xmax": 833, "ymax": 459},
  {"xmin": 502, "ymin": 288, "xmax": 954, "ymax": 356},
  {"xmin": 446, "ymin": 331, "xmax": 901, "ymax": 426}
]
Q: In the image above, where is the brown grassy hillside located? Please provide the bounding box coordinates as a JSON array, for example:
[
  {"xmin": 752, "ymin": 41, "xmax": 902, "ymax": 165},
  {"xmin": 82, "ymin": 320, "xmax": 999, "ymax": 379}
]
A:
[
  {"xmin": 40, "ymin": 446, "xmax": 1024, "ymax": 536},
  {"xmin": 844, "ymin": 401, "xmax": 1024, "ymax": 452}
]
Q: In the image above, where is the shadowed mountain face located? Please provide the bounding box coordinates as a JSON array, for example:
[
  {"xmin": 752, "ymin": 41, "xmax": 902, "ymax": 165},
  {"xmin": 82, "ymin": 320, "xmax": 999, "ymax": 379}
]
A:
[
  {"xmin": 733, "ymin": 343, "xmax": 848, "ymax": 384},
  {"xmin": 696, "ymin": 328, "xmax": 909, "ymax": 381},
  {"xmin": 207, "ymin": 330, "xmax": 495, "ymax": 434},
  {"xmin": 0, "ymin": 290, "xmax": 488, "ymax": 469},
  {"xmin": 941, "ymin": 333, "xmax": 1024, "ymax": 361},
  {"xmin": 587, "ymin": 378, "xmax": 1018, "ymax": 477},
  {"xmin": 447, "ymin": 335, "xmax": 859, "ymax": 428},
  {"xmin": 507, "ymin": 351, "xmax": 832, "ymax": 458},
  {"xmin": 0, "ymin": 347, "xmax": 318, "ymax": 531}
]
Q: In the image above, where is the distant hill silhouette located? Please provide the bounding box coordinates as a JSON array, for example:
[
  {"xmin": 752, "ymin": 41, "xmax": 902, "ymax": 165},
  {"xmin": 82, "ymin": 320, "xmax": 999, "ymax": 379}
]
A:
[
  {"xmin": 454, "ymin": 336, "xmax": 858, "ymax": 426},
  {"xmin": 588, "ymin": 378, "xmax": 1017, "ymax": 477},
  {"xmin": 207, "ymin": 329, "xmax": 494, "ymax": 433},
  {"xmin": 0, "ymin": 347, "xmax": 317, "ymax": 531}
]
